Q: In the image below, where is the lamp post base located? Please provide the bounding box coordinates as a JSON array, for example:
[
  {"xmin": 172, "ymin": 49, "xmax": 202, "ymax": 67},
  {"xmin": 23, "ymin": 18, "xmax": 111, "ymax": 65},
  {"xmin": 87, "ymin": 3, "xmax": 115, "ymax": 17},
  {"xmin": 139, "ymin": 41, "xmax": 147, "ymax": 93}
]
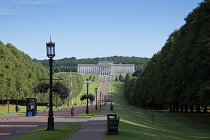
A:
[
  {"xmin": 15, "ymin": 105, "xmax": 19, "ymax": 112},
  {"xmin": 86, "ymin": 108, "xmax": 89, "ymax": 114},
  {"xmin": 47, "ymin": 117, "xmax": 55, "ymax": 131}
]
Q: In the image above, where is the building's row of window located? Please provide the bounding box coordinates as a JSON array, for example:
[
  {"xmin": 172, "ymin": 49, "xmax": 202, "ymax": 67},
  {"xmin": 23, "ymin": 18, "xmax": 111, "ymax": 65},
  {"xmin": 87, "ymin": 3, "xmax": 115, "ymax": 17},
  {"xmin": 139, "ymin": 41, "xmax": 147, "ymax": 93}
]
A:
[{"xmin": 78, "ymin": 66, "xmax": 134, "ymax": 75}]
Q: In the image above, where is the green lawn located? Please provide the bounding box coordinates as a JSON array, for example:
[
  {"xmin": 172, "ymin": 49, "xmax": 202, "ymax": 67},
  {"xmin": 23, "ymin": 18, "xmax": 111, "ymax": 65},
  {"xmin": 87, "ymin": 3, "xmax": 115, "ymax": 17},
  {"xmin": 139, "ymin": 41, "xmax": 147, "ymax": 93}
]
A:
[
  {"xmin": 0, "ymin": 75, "xmax": 100, "ymax": 116},
  {"xmin": 0, "ymin": 105, "xmax": 25, "ymax": 115},
  {"xmin": 72, "ymin": 75, "xmax": 100, "ymax": 106},
  {"xmin": 4, "ymin": 78, "xmax": 210, "ymax": 140},
  {"xmin": 105, "ymin": 82, "xmax": 210, "ymax": 140},
  {"xmin": 76, "ymin": 104, "xmax": 107, "ymax": 117},
  {"xmin": 9, "ymin": 124, "xmax": 80, "ymax": 140},
  {"xmin": 0, "ymin": 105, "xmax": 69, "ymax": 115}
]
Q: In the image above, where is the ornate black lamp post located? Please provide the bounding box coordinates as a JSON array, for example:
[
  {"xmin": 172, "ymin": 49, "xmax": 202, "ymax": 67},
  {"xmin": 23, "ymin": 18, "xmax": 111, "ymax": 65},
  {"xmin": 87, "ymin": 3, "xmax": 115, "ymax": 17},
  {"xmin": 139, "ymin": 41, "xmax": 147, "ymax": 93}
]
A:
[
  {"xmin": 110, "ymin": 88, "xmax": 113, "ymax": 110},
  {"xmin": 102, "ymin": 93, "xmax": 104, "ymax": 106},
  {"xmin": 95, "ymin": 88, "xmax": 97, "ymax": 110},
  {"xmin": 85, "ymin": 79, "xmax": 90, "ymax": 114},
  {"xmin": 46, "ymin": 38, "xmax": 55, "ymax": 131},
  {"xmin": 104, "ymin": 95, "xmax": 106, "ymax": 105},
  {"xmin": 100, "ymin": 92, "xmax": 102, "ymax": 108}
]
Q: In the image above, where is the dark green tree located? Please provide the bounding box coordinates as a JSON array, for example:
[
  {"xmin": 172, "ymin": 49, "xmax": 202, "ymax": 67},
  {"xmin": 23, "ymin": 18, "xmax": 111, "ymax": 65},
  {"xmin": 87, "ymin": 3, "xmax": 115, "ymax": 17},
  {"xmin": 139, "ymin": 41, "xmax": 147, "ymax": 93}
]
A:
[{"xmin": 124, "ymin": 1, "xmax": 210, "ymax": 112}]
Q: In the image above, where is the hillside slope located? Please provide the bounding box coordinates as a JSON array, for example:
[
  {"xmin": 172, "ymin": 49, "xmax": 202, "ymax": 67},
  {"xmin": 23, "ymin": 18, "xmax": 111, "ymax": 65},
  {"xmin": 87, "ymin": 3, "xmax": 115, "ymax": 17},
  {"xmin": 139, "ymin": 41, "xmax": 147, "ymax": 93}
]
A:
[{"xmin": 0, "ymin": 41, "xmax": 49, "ymax": 103}]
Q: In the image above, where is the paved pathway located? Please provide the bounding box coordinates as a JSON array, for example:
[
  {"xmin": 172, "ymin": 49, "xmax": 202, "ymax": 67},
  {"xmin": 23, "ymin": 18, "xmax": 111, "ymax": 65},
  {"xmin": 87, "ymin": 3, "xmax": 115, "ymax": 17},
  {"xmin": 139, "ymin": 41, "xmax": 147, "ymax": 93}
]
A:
[
  {"xmin": 65, "ymin": 105, "xmax": 110, "ymax": 140},
  {"xmin": 0, "ymin": 105, "xmax": 88, "ymax": 140},
  {"xmin": 0, "ymin": 76, "xmax": 110, "ymax": 140},
  {"xmin": 0, "ymin": 104, "xmax": 110, "ymax": 140}
]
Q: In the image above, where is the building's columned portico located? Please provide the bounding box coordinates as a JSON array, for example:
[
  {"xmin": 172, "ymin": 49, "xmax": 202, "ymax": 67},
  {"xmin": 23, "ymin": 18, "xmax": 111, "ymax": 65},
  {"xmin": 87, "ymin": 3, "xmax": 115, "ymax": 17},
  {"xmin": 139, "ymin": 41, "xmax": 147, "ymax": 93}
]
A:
[{"xmin": 77, "ymin": 61, "xmax": 135, "ymax": 75}]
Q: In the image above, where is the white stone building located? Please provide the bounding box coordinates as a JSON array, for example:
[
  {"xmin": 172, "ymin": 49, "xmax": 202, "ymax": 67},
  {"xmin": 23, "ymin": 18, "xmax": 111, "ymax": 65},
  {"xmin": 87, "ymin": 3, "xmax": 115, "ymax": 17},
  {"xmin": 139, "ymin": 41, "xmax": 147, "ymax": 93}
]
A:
[{"xmin": 77, "ymin": 61, "xmax": 135, "ymax": 75}]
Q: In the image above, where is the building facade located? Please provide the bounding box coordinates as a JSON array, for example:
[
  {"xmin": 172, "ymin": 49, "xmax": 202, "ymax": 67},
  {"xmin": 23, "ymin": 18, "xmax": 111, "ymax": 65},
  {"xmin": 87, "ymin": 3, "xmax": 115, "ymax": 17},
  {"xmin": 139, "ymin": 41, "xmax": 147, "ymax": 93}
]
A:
[{"xmin": 77, "ymin": 61, "xmax": 135, "ymax": 75}]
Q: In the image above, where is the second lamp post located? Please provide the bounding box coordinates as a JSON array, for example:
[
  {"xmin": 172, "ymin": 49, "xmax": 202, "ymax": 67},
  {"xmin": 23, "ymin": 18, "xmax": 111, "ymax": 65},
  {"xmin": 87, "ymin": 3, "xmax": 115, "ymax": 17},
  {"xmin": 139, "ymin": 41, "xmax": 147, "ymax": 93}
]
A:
[{"xmin": 85, "ymin": 79, "xmax": 90, "ymax": 114}]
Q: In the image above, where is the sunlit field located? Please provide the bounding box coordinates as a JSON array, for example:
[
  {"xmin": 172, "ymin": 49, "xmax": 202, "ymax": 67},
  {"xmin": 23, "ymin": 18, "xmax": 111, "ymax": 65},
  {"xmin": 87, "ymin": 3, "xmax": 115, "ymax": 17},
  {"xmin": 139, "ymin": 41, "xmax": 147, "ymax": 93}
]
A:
[{"xmin": 105, "ymin": 82, "xmax": 210, "ymax": 140}]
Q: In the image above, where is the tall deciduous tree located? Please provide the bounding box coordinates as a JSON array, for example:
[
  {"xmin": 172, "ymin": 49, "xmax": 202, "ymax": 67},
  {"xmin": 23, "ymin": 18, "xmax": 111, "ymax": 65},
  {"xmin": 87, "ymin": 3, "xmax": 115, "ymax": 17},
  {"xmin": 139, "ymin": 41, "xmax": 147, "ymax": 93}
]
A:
[
  {"xmin": 124, "ymin": 1, "xmax": 210, "ymax": 112},
  {"xmin": 0, "ymin": 42, "xmax": 49, "ymax": 103}
]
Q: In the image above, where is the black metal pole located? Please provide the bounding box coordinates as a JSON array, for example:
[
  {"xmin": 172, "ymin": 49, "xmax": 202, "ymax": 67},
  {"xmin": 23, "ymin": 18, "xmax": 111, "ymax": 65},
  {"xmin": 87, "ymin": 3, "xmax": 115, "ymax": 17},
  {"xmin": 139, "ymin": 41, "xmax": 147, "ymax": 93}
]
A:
[
  {"xmin": 102, "ymin": 94, "xmax": 103, "ymax": 106},
  {"xmin": 8, "ymin": 103, "xmax": 9, "ymax": 113},
  {"xmin": 56, "ymin": 93, "xmax": 58, "ymax": 108},
  {"xmin": 86, "ymin": 84, "xmax": 89, "ymax": 114},
  {"xmin": 47, "ymin": 57, "xmax": 54, "ymax": 130},
  {"xmin": 95, "ymin": 88, "xmax": 97, "ymax": 110},
  {"xmin": 103, "ymin": 95, "xmax": 105, "ymax": 106},
  {"xmin": 100, "ymin": 92, "xmax": 101, "ymax": 108},
  {"xmin": 16, "ymin": 91, "xmax": 18, "ymax": 112},
  {"xmin": 104, "ymin": 95, "xmax": 106, "ymax": 105}
]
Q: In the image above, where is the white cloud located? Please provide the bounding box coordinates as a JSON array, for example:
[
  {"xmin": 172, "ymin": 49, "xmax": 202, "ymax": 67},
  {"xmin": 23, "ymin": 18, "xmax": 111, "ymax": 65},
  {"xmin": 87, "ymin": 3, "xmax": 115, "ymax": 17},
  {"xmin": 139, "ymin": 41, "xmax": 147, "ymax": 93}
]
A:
[
  {"xmin": 0, "ymin": 9, "xmax": 17, "ymax": 15},
  {"xmin": 12, "ymin": 0, "xmax": 61, "ymax": 5},
  {"xmin": 0, "ymin": 0, "xmax": 62, "ymax": 15}
]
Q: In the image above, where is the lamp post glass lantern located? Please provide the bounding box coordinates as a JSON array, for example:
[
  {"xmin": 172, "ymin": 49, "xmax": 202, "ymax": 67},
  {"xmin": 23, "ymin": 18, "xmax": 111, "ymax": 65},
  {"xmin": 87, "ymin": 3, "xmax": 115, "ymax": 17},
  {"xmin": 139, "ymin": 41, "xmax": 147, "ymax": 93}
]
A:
[
  {"xmin": 85, "ymin": 79, "xmax": 90, "ymax": 114},
  {"xmin": 46, "ymin": 38, "xmax": 55, "ymax": 131},
  {"xmin": 46, "ymin": 39, "xmax": 55, "ymax": 58}
]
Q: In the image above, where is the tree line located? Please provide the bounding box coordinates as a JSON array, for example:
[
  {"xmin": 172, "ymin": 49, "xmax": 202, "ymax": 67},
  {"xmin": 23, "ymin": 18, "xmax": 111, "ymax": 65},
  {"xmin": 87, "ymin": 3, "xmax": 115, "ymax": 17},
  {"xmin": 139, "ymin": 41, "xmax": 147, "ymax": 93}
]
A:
[
  {"xmin": 33, "ymin": 56, "xmax": 150, "ymax": 73},
  {"xmin": 0, "ymin": 42, "xmax": 84, "ymax": 105},
  {"xmin": 124, "ymin": 1, "xmax": 210, "ymax": 113},
  {"xmin": 0, "ymin": 42, "xmax": 49, "ymax": 104},
  {"xmin": 33, "ymin": 72, "xmax": 84, "ymax": 106}
]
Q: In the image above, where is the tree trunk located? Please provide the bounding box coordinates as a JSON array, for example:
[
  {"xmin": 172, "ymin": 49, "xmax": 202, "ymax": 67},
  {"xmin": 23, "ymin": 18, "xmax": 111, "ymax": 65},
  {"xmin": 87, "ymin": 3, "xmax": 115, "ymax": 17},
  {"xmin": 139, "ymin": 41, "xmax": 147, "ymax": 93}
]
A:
[
  {"xmin": 184, "ymin": 104, "xmax": 188, "ymax": 112},
  {"xmin": 180, "ymin": 104, "xmax": 184, "ymax": 112},
  {"xmin": 196, "ymin": 104, "xmax": 201, "ymax": 113},
  {"xmin": 169, "ymin": 103, "xmax": 173, "ymax": 112},
  {"xmin": 172, "ymin": 104, "xmax": 176, "ymax": 112},
  {"xmin": 203, "ymin": 105, "xmax": 208, "ymax": 113},
  {"xmin": 175, "ymin": 104, "xmax": 179, "ymax": 112},
  {"xmin": 190, "ymin": 105, "xmax": 194, "ymax": 113}
]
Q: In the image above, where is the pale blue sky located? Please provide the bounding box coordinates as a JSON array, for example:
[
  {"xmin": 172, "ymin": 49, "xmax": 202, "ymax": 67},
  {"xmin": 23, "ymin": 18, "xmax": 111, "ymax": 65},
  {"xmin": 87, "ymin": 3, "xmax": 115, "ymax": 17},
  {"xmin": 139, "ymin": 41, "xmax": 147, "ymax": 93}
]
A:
[{"xmin": 0, "ymin": 0, "xmax": 203, "ymax": 60}]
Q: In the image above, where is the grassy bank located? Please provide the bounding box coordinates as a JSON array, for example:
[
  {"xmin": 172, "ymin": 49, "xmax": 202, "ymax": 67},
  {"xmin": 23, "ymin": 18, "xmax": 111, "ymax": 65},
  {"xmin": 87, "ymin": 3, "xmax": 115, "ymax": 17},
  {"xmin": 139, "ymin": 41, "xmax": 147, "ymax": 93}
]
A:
[
  {"xmin": 0, "ymin": 75, "xmax": 100, "ymax": 116},
  {"xmin": 0, "ymin": 105, "xmax": 70, "ymax": 115},
  {"xmin": 76, "ymin": 104, "xmax": 107, "ymax": 117},
  {"xmin": 105, "ymin": 82, "xmax": 210, "ymax": 140},
  {"xmin": 9, "ymin": 124, "xmax": 80, "ymax": 140},
  {"xmin": 72, "ymin": 75, "xmax": 100, "ymax": 106}
]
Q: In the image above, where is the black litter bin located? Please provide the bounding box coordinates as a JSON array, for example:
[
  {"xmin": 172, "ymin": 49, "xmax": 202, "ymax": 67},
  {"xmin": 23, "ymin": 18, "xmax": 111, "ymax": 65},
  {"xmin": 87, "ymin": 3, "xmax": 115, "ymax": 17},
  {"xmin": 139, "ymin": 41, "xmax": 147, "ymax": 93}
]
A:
[
  {"xmin": 107, "ymin": 113, "xmax": 120, "ymax": 135},
  {"xmin": 26, "ymin": 97, "xmax": 38, "ymax": 117}
]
